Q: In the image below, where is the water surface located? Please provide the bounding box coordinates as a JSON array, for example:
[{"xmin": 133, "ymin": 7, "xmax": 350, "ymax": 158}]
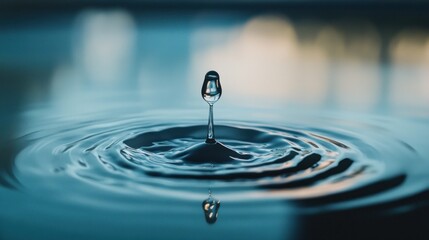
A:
[{"xmin": 1, "ymin": 104, "xmax": 429, "ymax": 239}]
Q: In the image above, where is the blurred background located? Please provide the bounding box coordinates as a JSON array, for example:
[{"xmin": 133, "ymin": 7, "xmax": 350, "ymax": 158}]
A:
[
  {"xmin": 1, "ymin": 0, "xmax": 429, "ymax": 159},
  {"xmin": 2, "ymin": 1, "xmax": 429, "ymax": 112}
]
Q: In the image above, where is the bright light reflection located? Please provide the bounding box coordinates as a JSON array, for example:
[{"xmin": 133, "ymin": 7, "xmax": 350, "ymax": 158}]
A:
[
  {"xmin": 389, "ymin": 30, "xmax": 429, "ymax": 111},
  {"xmin": 74, "ymin": 9, "xmax": 136, "ymax": 86},
  {"xmin": 50, "ymin": 9, "xmax": 136, "ymax": 114},
  {"xmin": 190, "ymin": 15, "xmax": 382, "ymax": 111}
]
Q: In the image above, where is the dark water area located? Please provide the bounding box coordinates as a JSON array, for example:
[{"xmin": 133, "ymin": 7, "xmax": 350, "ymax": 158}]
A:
[{"xmin": 2, "ymin": 3, "xmax": 429, "ymax": 240}]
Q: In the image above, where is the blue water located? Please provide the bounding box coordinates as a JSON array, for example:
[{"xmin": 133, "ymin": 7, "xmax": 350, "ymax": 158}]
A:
[{"xmin": 1, "ymin": 102, "xmax": 429, "ymax": 239}]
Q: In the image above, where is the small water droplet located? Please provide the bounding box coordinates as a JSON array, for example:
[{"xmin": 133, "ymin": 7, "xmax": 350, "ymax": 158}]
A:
[{"xmin": 201, "ymin": 71, "xmax": 222, "ymax": 105}]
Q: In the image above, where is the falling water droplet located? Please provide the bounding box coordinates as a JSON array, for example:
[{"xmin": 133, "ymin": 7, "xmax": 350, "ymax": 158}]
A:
[
  {"xmin": 202, "ymin": 194, "xmax": 220, "ymax": 224},
  {"xmin": 201, "ymin": 71, "xmax": 222, "ymax": 144}
]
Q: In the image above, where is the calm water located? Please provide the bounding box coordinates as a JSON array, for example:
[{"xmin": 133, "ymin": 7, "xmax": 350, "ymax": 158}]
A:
[{"xmin": 2, "ymin": 7, "xmax": 429, "ymax": 240}]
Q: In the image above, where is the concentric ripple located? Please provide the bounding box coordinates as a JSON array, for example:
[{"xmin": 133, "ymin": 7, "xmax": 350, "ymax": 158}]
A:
[
  {"xmin": 11, "ymin": 112, "xmax": 429, "ymax": 210},
  {"xmin": 122, "ymin": 125, "xmax": 367, "ymax": 184}
]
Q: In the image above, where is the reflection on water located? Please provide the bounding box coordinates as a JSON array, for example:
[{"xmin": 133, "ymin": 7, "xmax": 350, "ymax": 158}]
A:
[
  {"xmin": 5, "ymin": 107, "xmax": 429, "ymax": 240},
  {"xmin": 202, "ymin": 190, "xmax": 220, "ymax": 224}
]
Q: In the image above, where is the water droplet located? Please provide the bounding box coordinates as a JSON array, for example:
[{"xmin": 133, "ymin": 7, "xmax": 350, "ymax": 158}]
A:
[
  {"xmin": 201, "ymin": 71, "xmax": 222, "ymax": 144},
  {"xmin": 201, "ymin": 71, "xmax": 222, "ymax": 105},
  {"xmin": 202, "ymin": 195, "xmax": 220, "ymax": 224}
]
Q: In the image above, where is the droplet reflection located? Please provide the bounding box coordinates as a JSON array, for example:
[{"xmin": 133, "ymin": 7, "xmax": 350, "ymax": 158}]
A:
[{"xmin": 202, "ymin": 192, "xmax": 220, "ymax": 224}]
